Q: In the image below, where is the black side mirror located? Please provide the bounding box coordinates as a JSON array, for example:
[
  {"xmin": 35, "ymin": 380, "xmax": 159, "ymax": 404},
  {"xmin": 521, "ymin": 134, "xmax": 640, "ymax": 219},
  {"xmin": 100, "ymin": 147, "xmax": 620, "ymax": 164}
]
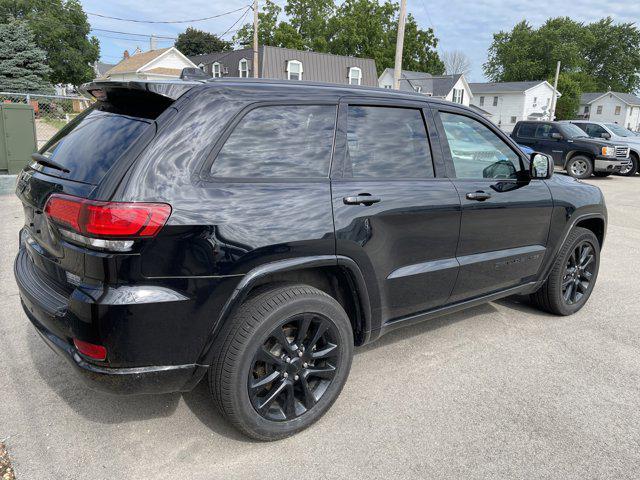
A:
[
  {"xmin": 551, "ymin": 132, "xmax": 563, "ymax": 140},
  {"xmin": 601, "ymin": 132, "xmax": 611, "ymax": 139},
  {"xmin": 530, "ymin": 152, "xmax": 553, "ymax": 179}
]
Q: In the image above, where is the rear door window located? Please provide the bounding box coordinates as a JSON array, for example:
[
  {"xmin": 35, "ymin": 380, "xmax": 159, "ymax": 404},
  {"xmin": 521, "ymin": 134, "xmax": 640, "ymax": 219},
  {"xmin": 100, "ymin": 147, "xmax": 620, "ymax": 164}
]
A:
[
  {"xmin": 39, "ymin": 102, "xmax": 161, "ymax": 185},
  {"xmin": 515, "ymin": 123, "xmax": 536, "ymax": 138},
  {"xmin": 535, "ymin": 124, "xmax": 560, "ymax": 139},
  {"xmin": 210, "ymin": 104, "xmax": 337, "ymax": 178},
  {"xmin": 344, "ymin": 106, "xmax": 434, "ymax": 178}
]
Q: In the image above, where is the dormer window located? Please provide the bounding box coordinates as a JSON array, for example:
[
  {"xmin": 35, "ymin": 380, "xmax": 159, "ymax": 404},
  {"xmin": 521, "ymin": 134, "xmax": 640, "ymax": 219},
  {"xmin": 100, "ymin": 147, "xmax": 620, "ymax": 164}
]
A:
[
  {"xmin": 348, "ymin": 66, "xmax": 362, "ymax": 85},
  {"xmin": 287, "ymin": 60, "xmax": 303, "ymax": 81},
  {"xmin": 212, "ymin": 62, "xmax": 222, "ymax": 78},
  {"xmin": 239, "ymin": 58, "xmax": 249, "ymax": 78}
]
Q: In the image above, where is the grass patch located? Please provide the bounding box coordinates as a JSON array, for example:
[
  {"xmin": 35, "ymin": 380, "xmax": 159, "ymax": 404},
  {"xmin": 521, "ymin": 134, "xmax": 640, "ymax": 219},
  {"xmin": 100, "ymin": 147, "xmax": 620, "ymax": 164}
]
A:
[
  {"xmin": 0, "ymin": 442, "xmax": 15, "ymax": 480},
  {"xmin": 40, "ymin": 117, "xmax": 68, "ymax": 130}
]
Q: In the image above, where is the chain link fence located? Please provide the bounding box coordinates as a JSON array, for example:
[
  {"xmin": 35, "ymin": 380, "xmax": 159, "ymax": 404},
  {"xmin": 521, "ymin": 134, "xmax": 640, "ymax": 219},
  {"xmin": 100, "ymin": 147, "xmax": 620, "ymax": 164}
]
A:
[{"xmin": 0, "ymin": 92, "xmax": 92, "ymax": 148}]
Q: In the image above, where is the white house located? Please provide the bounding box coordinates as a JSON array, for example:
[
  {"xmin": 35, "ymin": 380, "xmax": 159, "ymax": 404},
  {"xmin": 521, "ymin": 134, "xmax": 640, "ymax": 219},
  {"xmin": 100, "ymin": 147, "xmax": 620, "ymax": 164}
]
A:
[
  {"xmin": 100, "ymin": 47, "xmax": 196, "ymax": 81},
  {"xmin": 469, "ymin": 81, "xmax": 560, "ymax": 133},
  {"xmin": 378, "ymin": 69, "xmax": 473, "ymax": 106},
  {"xmin": 579, "ymin": 91, "xmax": 640, "ymax": 132}
]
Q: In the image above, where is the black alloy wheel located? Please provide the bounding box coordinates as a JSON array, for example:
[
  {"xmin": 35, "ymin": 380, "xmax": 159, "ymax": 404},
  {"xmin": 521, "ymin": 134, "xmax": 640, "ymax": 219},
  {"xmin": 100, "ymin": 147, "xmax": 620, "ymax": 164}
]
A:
[
  {"xmin": 561, "ymin": 241, "xmax": 596, "ymax": 305},
  {"xmin": 248, "ymin": 313, "xmax": 340, "ymax": 421}
]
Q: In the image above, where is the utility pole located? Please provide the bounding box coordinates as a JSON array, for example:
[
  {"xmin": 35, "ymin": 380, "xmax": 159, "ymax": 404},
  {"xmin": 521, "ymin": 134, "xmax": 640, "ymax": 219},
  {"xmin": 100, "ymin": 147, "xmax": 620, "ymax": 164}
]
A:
[
  {"xmin": 392, "ymin": 0, "xmax": 407, "ymax": 90},
  {"xmin": 253, "ymin": 0, "xmax": 259, "ymax": 78},
  {"xmin": 549, "ymin": 61, "xmax": 561, "ymax": 120}
]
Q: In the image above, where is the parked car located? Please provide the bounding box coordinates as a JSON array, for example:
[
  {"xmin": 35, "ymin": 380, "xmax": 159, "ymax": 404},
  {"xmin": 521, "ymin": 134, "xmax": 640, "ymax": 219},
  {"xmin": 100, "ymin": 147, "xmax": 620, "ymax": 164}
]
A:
[
  {"xmin": 517, "ymin": 143, "xmax": 535, "ymax": 156},
  {"xmin": 566, "ymin": 120, "xmax": 640, "ymax": 176},
  {"xmin": 15, "ymin": 78, "xmax": 607, "ymax": 441},
  {"xmin": 511, "ymin": 120, "xmax": 631, "ymax": 179}
]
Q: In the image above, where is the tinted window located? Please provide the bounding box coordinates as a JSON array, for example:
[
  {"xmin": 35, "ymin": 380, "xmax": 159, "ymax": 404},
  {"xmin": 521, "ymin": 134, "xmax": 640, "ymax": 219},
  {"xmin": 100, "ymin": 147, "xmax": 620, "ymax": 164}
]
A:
[
  {"xmin": 211, "ymin": 105, "xmax": 336, "ymax": 178},
  {"xmin": 535, "ymin": 124, "xmax": 560, "ymax": 139},
  {"xmin": 440, "ymin": 112, "xmax": 521, "ymax": 180},
  {"xmin": 40, "ymin": 105, "xmax": 156, "ymax": 184},
  {"xmin": 516, "ymin": 123, "xmax": 537, "ymax": 137},
  {"xmin": 580, "ymin": 123, "xmax": 607, "ymax": 137},
  {"xmin": 345, "ymin": 106, "xmax": 434, "ymax": 178}
]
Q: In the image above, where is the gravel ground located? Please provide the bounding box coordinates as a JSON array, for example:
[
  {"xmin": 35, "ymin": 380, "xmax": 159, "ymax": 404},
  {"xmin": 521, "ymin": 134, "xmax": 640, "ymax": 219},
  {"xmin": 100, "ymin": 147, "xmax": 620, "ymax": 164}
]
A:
[{"xmin": 1, "ymin": 175, "xmax": 639, "ymax": 479}]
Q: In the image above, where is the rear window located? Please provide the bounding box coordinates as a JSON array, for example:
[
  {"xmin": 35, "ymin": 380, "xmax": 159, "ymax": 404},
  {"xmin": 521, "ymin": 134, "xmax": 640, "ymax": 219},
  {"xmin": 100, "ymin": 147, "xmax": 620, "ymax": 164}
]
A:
[{"xmin": 37, "ymin": 100, "xmax": 165, "ymax": 184}]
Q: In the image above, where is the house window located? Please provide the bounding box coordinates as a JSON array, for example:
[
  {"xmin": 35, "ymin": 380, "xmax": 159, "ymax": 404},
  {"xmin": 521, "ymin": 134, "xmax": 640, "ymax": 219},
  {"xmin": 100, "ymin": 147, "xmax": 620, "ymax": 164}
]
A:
[
  {"xmin": 510, "ymin": 116, "xmax": 517, "ymax": 124},
  {"xmin": 287, "ymin": 60, "xmax": 303, "ymax": 80},
  {"xmin": 479, "ymin": 96, "xmax": 485, "ymax": 107},
  {"xmin": 493, "ymin": 96, "xmax": 499, "ymax": 106},
  {"xmin": 584, "ymin": 105, "xmax": 590, "ymax": 114},
  {"xmin": 348, "ymin": 66, "xmax": 362, "ymax": 85},
  {"xmin": 596, "ymin": 105, "xmax": 603, "ymax": 114},
  {"xmin": 415, "ymin": 86, "xmax": 422, "ymax": 93},
  {"xmin": 212, "ymin": 62, "xmax": 221, "ymax": 78},
  {"xmin": 239, "ymin": 58, "xmax": 249, "ymax": 78},
  {"xmin": 452, "ymin": 89, "xmax": 464, "ymax": 104},
  {"xmin": 384, "ymin": 85, "xmax": 392, "ymax": 89},
  {"xmin": 615, "ymin": 106, "xmax": 621, "ymax": 115},
  {"xmin": 533, "ymin": 96, "xmax": 537, "ymax": 107}
]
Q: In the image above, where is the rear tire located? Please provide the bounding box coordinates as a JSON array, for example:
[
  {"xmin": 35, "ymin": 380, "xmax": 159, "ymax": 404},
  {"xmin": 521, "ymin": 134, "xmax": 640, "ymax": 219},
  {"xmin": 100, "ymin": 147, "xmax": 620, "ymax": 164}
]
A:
[
  {"xmin": 209, "ymin": 284, "xmax": 354, "ymax": 441},
  {"xmin": 619, "ymin": 154, "xmax": 638, "ymax": 176},
  {"xmin": 566, "ymin": 155, "xmax": 593, "ymax": 179},
  {"xmin": 530, "ymin": 227, "xmax": 600, "ymax": 315}
]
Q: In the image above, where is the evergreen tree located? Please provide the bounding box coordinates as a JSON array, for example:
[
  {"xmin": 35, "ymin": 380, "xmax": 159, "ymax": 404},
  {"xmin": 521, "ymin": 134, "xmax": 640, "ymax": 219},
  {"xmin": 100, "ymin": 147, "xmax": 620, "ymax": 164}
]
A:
[{"xmin": 0, "ymin": 19, "xmax": 52, "ymax": 92}]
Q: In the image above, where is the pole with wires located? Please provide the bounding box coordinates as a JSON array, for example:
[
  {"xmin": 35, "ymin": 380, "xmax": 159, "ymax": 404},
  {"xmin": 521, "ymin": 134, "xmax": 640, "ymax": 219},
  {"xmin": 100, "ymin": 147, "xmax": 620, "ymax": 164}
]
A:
[
  {"xmin": 393, "ymin": 0, "xmax": 407, "ymax": 90},
  {"xmin": 253, "ymin": 0, "xmax": 259, "ymax": 78}
]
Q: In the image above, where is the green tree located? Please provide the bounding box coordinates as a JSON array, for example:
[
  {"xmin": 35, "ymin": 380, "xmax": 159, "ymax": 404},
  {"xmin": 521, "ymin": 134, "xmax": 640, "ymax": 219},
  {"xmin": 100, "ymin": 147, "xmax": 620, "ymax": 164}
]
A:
[
  {"xmin": 484, "ymin": 16, "xmax": 640, "ymax": 94},
  {"xmin": 552, "ymin": 72, "xmax": 581, "ymax": 120},
  {"xmin": 584, "ymin": 18, "xmax": 640, "ymax": 92},
  {"xmin": 0, "ymin": 0, "xmax": 99, "ymax": 86},
  {"xmin": 175, "ymin": 27, "xmax": 232, "ymax": 56},
  {"xmin": 234, "ymin": 0, "xmax": 444, "ymax": 75},
  {"xmin": 0, "ymin": 18, "xmax": 52, "ymax": 92}
]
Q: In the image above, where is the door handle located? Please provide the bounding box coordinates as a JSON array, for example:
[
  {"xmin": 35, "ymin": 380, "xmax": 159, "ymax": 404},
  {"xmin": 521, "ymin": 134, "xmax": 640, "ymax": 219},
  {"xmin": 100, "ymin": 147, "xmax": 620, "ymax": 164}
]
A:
[
  {"xmin": 466, "ymin": 191, "xmax": 492, "ymax": 201},
  {"xmin": 343, "ymin": 194, "xmax": 381, "ymax": 206}
]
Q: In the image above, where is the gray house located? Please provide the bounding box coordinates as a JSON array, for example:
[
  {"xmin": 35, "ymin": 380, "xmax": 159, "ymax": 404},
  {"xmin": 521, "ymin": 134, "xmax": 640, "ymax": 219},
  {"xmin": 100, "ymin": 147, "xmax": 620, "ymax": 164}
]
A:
[
  {"xmin": 377, "ymin": 68, "xmax": 473, "ymax": 106},
  {"xmin": 189, "ymin": 46, "xmax": 377, "ymax": 86}
]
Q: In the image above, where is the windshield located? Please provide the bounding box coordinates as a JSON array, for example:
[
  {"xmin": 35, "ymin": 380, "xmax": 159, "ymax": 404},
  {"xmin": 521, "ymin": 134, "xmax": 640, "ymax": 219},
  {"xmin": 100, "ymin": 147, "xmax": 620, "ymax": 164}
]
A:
[
  {"xmin": 561, "ymin": 123, "xmax": 589, "ymax": 138},
  {"xmin": 606, "ymin": 123, "xmax": 635, "ymax": 137}
]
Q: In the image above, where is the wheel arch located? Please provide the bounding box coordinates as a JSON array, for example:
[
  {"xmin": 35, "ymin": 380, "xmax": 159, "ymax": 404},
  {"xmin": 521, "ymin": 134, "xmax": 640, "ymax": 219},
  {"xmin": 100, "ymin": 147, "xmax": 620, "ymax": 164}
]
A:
[
  {"xmin": 196, "ymin": 256, "xmax": 372, "ymax": 368},
  {"xmin": 564, "ymin": 150, "xmax": 594, "ymax": 168}
]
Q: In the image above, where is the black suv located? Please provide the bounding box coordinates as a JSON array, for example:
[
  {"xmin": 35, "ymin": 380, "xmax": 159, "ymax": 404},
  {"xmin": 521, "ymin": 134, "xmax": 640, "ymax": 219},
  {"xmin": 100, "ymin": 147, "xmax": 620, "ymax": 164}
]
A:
[
  {"xmin": 511, "ymin": 120, "xmax": 630, "ymax": 178},
  {"xmin": 15, "ymin": 79, "xmax": 607, "ymax": 440}
]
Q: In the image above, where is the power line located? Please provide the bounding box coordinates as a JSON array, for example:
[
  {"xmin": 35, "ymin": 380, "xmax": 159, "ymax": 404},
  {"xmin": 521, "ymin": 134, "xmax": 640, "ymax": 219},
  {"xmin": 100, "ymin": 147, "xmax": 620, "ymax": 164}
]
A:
[
  {"xmin": 91, "ymin": 28, "xmax": 176, "ymax": 40},
  {"xmin": 218, "ymin": 6, "xmax": 252, "ymax": 38},
  {"xmin": 86, "ymin": 5, "xmax": 250, "ymax": 24}
]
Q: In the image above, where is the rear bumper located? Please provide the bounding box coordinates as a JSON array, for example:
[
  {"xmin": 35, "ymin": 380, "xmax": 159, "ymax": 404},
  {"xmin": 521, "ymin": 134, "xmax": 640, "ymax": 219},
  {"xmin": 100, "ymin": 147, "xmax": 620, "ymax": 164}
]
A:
[
  {"xmin": 594, "ymin": 157, "xmax": 631, "ymax": 172},
  {"xmin": 15, "ymin": 247, "xmax": 207, "ymax": 395}
]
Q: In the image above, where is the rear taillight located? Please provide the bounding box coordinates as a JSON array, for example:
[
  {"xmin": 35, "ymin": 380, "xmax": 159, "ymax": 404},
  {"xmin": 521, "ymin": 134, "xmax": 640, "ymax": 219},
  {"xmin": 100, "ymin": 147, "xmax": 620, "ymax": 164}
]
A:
[
  {"xmin": 73, "ymin": 338, "xmax": 107, "ymax": 361},
  {"xmin": 44, "ymin": 194, "xmax": 171, "ymax": 251}
]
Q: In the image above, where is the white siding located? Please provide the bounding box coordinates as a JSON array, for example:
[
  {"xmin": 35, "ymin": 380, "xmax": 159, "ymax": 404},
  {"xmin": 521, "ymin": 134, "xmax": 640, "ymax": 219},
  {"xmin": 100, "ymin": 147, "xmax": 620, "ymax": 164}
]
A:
[
  {"xmin": 523, "ymin": 83, "xmax": 554, "ymax": 120},
  {"xmin": 589, "ymin": 94, "xmax": 629, "ymax": 125},
  {"xmin": 470, "ymin": 92, "xmax": 524, "ymax": 132},
  {"xmin": 378, "ymin": 70, "xmax": 394, "ymax": 89},
  {"xmin": 444, "ymin": 77, "xmax": 471, "ymax": 106},
  {"xmin": 140, "ymin": 50, "xmax": 194, "ymax": 74}
]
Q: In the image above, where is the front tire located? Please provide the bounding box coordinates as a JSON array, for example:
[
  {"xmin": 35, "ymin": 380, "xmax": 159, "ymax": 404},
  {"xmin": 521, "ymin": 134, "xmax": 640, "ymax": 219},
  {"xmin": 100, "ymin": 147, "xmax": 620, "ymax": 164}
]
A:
[
  {"xmin": 566, "ymin": 155, "xmax": 593, "ymax": 179},
  {"xmin": 209, "ymin": 284, "xmax": 354, "ymax": 441},
  {"xmin": 619, "ymin": 154, "xmax": 638, "ymax": 176},
  {"xmin": 530, "ymin": 227, "xmax": 600, "ymax": 315}
]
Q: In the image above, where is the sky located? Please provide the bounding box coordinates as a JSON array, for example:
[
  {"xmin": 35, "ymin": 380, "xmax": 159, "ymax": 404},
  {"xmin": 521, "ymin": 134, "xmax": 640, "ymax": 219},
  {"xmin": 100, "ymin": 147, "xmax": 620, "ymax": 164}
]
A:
[{"xmin": 80, "ymin": 0, "xmax": 640, "ymax": 82}]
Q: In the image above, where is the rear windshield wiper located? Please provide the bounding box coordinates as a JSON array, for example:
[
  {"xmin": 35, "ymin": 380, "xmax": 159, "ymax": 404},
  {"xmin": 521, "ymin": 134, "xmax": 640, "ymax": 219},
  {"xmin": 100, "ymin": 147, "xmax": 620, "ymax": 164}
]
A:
[{"xmin": 31, "ymin": 153, "xmax": 70, "ymax": 173}]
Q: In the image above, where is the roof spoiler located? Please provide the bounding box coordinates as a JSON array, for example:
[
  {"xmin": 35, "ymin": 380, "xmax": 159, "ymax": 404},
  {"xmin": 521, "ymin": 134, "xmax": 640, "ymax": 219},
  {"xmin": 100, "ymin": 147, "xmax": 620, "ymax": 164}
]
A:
[{"xmin": 79, "ymin": 80, "xmax": 197, "ymax": 102}]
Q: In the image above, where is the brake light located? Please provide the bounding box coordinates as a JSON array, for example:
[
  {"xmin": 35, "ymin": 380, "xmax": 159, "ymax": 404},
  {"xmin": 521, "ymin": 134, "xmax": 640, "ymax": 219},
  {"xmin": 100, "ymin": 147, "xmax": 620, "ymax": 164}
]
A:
[
  {"xmin": 44, "ymin": 194, "xmax": 171, "ymax": 250},
  {"xmin": 73, "ymin": 338, "xmax": 107, "ymax": 361}
]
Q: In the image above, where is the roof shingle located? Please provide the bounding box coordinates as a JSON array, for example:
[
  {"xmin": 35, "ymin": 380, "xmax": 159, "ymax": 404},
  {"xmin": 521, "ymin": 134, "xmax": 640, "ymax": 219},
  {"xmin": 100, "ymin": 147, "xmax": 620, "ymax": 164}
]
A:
[{"xmin": 105, "ymin": 48, "xmax": 170, "ymax": 75}]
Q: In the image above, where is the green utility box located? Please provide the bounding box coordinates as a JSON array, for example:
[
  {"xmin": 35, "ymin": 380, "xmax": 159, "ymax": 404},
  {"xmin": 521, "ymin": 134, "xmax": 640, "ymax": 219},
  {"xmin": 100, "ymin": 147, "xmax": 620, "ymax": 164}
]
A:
[{"xmin": 0, "ymin": 103, "xmax": 37, "ymax": 175}]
